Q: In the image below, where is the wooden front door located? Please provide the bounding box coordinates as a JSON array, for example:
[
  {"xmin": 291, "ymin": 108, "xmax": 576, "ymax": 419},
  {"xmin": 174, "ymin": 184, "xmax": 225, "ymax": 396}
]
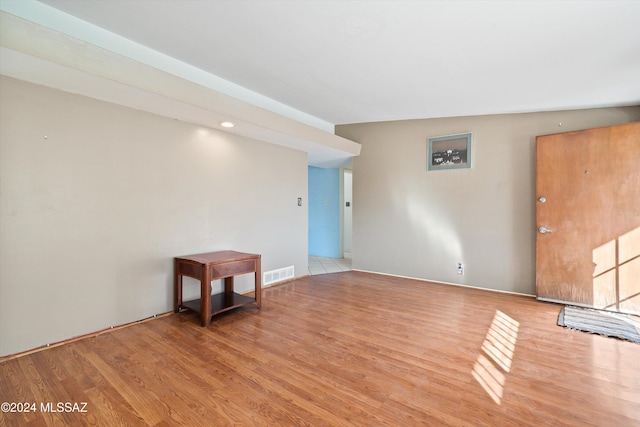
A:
[{"xmin": 535, "ymin": 122, "xmax": 640, "ymax": 314}]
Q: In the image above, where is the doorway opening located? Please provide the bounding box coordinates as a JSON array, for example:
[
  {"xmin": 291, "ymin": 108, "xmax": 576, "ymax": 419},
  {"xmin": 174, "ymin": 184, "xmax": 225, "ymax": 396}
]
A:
[{"xmin": 307, "ymin": 167, "xmax": 353, "ymax": 275}]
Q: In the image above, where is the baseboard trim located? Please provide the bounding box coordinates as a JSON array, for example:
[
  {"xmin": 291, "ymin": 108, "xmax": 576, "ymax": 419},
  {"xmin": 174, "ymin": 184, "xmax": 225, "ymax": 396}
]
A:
[
  {"xmin": 0, "ymin": 311, "xmax": 174, "ymax": 363},
  {"xmin": 351, "ymin": 269, "xmax": 535, "ymax": 298},
  {"xmin": 1, "ymin": 276, "xmax": 311, "ymax": 362},
  {"xmin": 1, "ymin": 271, "xmax": 528, "ymax": 361}
]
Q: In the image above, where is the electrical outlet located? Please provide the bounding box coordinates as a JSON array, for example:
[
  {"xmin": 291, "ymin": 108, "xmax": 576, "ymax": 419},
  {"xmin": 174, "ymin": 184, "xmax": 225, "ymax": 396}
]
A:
[{"xmin": 457, "ymin": 262, "xmax": 464, "ymax": 275}]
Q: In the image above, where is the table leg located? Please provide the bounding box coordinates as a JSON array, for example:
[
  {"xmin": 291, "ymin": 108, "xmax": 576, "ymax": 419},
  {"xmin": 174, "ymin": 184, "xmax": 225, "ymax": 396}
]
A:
[
  {"xmin": 255, "ymin": 257, "xmax": 262, "ymax": 308},
  {"xmin": 174, "ymin": 260, "xmax": 182, "ymax": 313},
  {"xmin": 224, "ymin": 276, "xmax": 234, "ymax": 294},
  {"xmin": 200, "ymin": 265, "xmax": 212, "ymax": 327}
]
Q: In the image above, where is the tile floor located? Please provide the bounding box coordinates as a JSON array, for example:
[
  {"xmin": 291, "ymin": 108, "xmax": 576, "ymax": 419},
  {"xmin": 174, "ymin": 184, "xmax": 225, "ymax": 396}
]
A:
[{"xmin": 308, "ymin": 256, "xmax": 352, "ymax": 275}]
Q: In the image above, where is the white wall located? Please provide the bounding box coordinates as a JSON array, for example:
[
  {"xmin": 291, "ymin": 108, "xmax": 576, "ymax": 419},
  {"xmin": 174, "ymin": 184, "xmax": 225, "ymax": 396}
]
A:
[
  {"xmin": 0, "ymin": 76, "xmax": 308, "ymax": 356},
  {"xmin": 336, "ymin": 107, "xmax": 640, "ymax": 295}
]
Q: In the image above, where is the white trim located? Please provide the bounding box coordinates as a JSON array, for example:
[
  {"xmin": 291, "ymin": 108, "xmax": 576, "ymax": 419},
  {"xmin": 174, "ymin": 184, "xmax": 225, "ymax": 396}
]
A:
[{"xmin": 351, "ymin": 269, "xmax": 535, "ymax": 298}]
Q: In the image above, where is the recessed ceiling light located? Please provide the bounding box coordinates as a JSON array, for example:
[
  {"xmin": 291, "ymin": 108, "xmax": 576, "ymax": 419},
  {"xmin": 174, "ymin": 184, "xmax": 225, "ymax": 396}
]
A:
[{"xmin": 220, "ymin": 121, "xmax": 235, "ymax": 128}]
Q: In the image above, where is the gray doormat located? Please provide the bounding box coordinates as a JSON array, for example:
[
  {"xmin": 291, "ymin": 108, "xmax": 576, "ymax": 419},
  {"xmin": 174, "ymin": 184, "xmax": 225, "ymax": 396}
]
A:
[{"xmin": 558, "ymin": 305, "xmax": 640, "ymax": 343}]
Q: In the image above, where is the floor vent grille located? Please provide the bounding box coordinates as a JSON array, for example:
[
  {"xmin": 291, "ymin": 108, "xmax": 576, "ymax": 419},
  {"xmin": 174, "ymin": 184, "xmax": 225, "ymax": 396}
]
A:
[{"xmin": 263, "ymin": 266, "xmax": 295, "ymax": 286}]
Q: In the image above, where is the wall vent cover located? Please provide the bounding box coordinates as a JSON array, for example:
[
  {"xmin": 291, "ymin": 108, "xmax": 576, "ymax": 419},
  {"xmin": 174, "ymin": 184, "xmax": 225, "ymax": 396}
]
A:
[{"xmin": 263, "ymin": 266, "xmax": 295, "ymax": 286}]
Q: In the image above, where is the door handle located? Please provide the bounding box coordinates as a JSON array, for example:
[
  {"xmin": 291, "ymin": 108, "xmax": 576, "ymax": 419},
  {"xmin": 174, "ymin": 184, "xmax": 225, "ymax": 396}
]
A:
[{"xmin": 538, "ymin": 226, "xmax": 553, "ymax": 234}]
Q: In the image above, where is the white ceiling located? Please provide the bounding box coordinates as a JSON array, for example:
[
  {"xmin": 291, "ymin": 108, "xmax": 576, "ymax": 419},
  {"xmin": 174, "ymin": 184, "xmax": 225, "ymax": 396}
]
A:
[
  {"xmin": 34, "ymin": 0, "xmax": 640, "ymax": 125},
  {"xmin": 2, "ymin": 1, "xmax": 639, "ymax": 167}
]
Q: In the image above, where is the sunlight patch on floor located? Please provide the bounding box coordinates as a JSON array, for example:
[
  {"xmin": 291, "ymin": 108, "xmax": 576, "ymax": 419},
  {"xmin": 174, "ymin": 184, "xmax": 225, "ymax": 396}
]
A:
[{"xmin": 472, "ymin": 310, "xmax": 520, "ymax": 404}]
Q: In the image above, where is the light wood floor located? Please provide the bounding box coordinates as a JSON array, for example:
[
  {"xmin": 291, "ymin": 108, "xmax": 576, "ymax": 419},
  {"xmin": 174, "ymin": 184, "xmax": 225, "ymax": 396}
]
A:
[{"xmin": 1, "ymin": 271, "xmax": 639, "ymax": 426}]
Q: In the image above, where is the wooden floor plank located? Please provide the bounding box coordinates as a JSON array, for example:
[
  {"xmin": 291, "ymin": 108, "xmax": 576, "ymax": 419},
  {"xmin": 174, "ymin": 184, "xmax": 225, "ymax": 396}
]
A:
[{"xmin": 1, "ymin": 271, "xmax": 639, "ymax": 426}]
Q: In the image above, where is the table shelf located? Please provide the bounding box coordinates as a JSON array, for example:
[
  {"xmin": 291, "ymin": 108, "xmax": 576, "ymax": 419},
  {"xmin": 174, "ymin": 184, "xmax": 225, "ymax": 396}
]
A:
[{"xmin": 181, "ymin": 292, "xmax": 257, "ymax": 317}]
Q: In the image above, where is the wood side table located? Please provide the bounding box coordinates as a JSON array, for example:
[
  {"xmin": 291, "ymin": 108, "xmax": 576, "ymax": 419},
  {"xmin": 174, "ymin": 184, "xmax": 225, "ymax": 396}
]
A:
[{"xmin": 174, "ymin": 250, "xmax": 261, "ymax": 326}]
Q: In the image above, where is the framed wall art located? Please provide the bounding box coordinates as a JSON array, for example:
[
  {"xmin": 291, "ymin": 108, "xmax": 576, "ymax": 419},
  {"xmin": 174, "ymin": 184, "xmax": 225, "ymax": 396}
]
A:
[{"xmin": 427, "ymin": 132, "xmax": 472, "ymax": 171}]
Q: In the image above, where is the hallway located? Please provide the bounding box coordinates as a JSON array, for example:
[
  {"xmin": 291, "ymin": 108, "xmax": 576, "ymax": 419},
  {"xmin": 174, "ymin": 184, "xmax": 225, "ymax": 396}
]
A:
[{"xmin": 308, "ymin": 256, "xmax": 352, "ymax": 275}]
